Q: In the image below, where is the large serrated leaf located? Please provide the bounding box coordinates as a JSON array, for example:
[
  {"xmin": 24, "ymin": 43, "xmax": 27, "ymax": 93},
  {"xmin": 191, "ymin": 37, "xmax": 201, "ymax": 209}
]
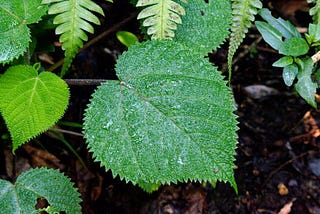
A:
[
  {"xmin": 174, "ymin": 0, "xmax": 232, "ymax": 55},
  {"xmin": 0, "ymin": 0, "xmax": 48, "ymax": 64},
  {"xmin": 0, "ymin": 167, "xmax": 82, "ymax": 214},
  {"xmin": 84, "ymin": 40, "xmax": 238, "ymax": 190},
  {"xmin": 0, "ymin": 65, "xmax": 70, "ymax": 152}
]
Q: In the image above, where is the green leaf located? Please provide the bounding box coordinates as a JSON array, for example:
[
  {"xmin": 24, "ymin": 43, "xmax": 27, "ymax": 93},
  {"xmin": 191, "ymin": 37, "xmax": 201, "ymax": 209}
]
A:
[
  {"xmin": 309, "ymin": 0, "xmax": 320, "ymax": 24},
  {"xmin": 282, "ymin": 63, "xmax": 298, "ymax": 86},
  {"xmin": 255, "ymin": 21, "xmax": 283, "ymax": 50},
  {"xmin": 0, "ymin": 64, "xmax": 70, "ymax": 152},
  {"xmin": 259, "ymin": 8, "xmax": 300, "ymax": 39},
  {"xmin": 227, "ymin": 0, "xmax": 262, "ymax": 76},
  {"xmin": 42, "ymin": 0, "xmax": 106, "ymax": 76},
  {"xmin": 137, "ymin": 180, "xmax": 162, "ymax": 193},
  {"xmin": 0, "ymin": 0, "xmax": 48, "ymax": 64},
  {"xmin": 175, "ymin": 0, "xmax": 232, "ymax": 55},
  {"xmin": 116, "ymin": 31, "xmax": 139, "ymax": 48},
  {"xmin": 295, "ymin": 58, "xmax": 317, "ymax": 108},
  {"xmin": 279, "ymin": 37, "xmax": 309, "ymax": 57},
  {"xmin": 136, "ymin": 0, "xmax": 186, "ymax": 39},
  {"xmin": 272, "ymin": 56, "xmax": 293, "ymax": 67},
  {"xmin": 0, "ymin": 167, "xmax": 82, "ymax": 214},
  {"xmin": 84, "ymin": 40, "xmax": 238, "ymax": 191},
  {"xmin": 306, "ymin": 23, "xmax": 320, "ymax": 45}
]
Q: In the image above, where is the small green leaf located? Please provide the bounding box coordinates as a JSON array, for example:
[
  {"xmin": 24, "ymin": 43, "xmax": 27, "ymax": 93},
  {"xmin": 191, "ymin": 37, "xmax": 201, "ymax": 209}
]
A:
[
  {"xmin": 84, "ymin": 40, "xmax": 238, "ymax": 191},
  {"xmin": 0, "ymin": 167, "xmax": 82, "ymax": 214},
  {"xmin": 295, "ymin": 58, "xmax": 317, "ymax": 108},
  {"xmin": 0, "ymin": 0, "xmax": 48, "ymax": 64},
  {"xmin": 272, "ymin": 56, "xmax": 293, "ymax": 67},
  {"xmin": 279, "ymin": 37, "xmax": 309, "ymax": 57},
  {"xmin": 306, "ymin": 23, "xmax": 320, "ymax": 45},
  {"xmin": 282, "ymin": 63, "xmax": 298, "ymax": 86},
  {"xmin": 259, "ymin": 8, "xmax": 300, "ymax": 39},
  {"xmin": 137, "ymin": 180, "xmax": 162, "ymax": 193},
  {"xmin": 116, "ymin": 31, "xmax": 139, "ymax": 48},
  {"xmin": 255, "ymin": 21, "xmax": 283, "ymax": 50},
  {"xmin": 0, "ymin": 64, "xmax": 70, "ymax": 152}
]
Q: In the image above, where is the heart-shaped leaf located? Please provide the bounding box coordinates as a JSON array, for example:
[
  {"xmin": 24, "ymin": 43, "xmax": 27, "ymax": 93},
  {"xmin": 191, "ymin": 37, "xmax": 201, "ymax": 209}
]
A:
[
  {"xmin": 0, "ymin": 0, "xmax": 48, "ymax": 63},
  {"xmin": 0, "ymin": 64, "xmax": 70, "ymax": 152},
  {"xmin": 84, "ymin": 40, "xmax": 238, "ymax": 190},
  {"xmin": 0, "ymin": 167, "xmax": 82, "ymax": 214}
]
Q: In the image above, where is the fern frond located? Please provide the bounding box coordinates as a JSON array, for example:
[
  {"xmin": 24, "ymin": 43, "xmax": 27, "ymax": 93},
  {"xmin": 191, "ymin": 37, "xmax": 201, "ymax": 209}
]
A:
[
  {"xmin": 41, "ymin": 0, "xmax": 105, "ymax": 76},
  {"xmin": 136, "ymin": 0, "xmax": 186, "ymax": 40},
  {"xmin": 309, "ymin": 0, "xmax": 320, "ymax": 23},
  {"xmin": 227, "ymin": 0, "xmax": 262, "ymax": 81}
]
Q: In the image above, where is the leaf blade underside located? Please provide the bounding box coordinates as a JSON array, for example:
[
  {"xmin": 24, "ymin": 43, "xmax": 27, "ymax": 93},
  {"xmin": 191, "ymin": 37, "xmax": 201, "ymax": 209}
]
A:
[{"xmin": 137, "ymin": 0, "xmax": 186, "ymax": 39}]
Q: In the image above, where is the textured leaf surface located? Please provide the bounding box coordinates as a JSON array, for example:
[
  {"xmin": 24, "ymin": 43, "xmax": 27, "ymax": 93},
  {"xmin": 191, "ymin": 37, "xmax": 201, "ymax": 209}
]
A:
[
  {"xmin": 42, "ymin": 0, "xmax": 105, "ymax": 76},
  {"xmin": 0, "ymin": 65, "xmax": 69, "ymax": 152},
  {"xmin": 0, "ymin": 168, "xmax": 81, "ymax": 214},
  {"xmin": 0, "ymin": 0, "xmax": 47, "ymax": 64},
  {"xmin": 84, "ymin": 40, "xmax": 238, "ymax": 189},
  {"xmin": 137, "ymin": 0, "xmax": 186, "ymax": 39},
  {"xmin": 175, "ymin": 0, "xmax": 232, "ymax": 55}
]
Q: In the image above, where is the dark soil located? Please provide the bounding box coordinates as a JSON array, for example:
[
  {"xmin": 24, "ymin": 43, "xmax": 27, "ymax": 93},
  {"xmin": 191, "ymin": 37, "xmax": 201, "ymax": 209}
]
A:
[{"xmin": 1, "ymin": 0, "xmax": 320, "ymax": 213}]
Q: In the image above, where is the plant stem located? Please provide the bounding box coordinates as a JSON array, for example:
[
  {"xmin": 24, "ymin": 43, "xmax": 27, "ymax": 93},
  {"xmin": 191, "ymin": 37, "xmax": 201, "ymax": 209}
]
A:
[
  {"xmin": 312, "ymin": 51, "xmax": 320, "ymax": 63},
  {"xmin": 64, "ymin": 79, "xmax": 107, "ymax": 85}
]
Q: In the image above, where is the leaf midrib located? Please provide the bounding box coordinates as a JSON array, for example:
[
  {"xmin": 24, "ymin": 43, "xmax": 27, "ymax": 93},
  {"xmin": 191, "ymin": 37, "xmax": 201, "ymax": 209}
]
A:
[{"xmin": 119, "ymin": 80, "xmax": 212, "ymax": 173}]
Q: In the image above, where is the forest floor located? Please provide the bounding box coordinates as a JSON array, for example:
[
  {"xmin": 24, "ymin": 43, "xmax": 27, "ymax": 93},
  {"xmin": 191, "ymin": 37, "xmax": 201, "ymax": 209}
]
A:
[{"xmin": 1, "ymin": 0, "xmax": 320, "ymax": 213}]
